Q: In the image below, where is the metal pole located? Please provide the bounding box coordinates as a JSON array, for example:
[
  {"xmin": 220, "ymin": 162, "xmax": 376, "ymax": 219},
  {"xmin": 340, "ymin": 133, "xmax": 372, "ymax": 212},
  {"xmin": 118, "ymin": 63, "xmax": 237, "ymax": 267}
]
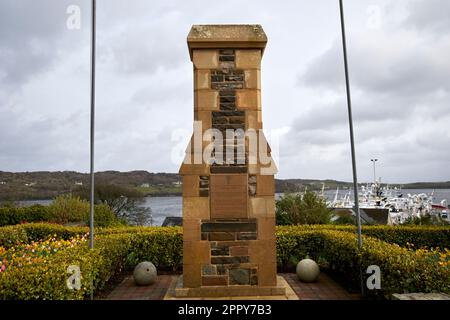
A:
[
  {"xmin": 88, "ymin": 0, "xmax": 96, "ymax": 301},
  {"xmin": 339, "ymin": 0, "xmax": 362, "ymax": 249},
  {"xmin": 339, "ymin": 0, "xmax": 365, "ymax": 297},
  {"xmin": 89, "ymin": 0, "xmax": 96, "ymax": 251}
]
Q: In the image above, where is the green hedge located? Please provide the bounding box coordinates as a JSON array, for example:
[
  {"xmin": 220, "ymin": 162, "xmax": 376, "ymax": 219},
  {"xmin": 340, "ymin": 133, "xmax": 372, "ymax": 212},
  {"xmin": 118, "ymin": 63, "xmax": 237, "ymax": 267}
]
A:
[
  {"xmin": 0, "ymin": 228, "xmax": 182, "ymax": 299},
  {"xmin": 3, "ymin": 223, "xmax": 448, "ymax": 248},
  {"xmin": 276, "ymin": 226, "xmax": 450, "ymax": 296},
  {"xmin": 0, "ymin": 203, "xmax": 119, "ymax": 228},
  {"xmin": 0, "ymin": 225, "xmax": 29, "ymax": 249},
  {"xmin": 0, "ymin": 205, "xmax": 53, "ymax": 226},
  {"xmin": 358, "ymin": 225, "xmax": 450, "ymax": 249},
  {"xmin": 274, "ymin": 224, "xmax": 450, "ymax": 249},
  {"xmin": 0, "ymin": 223, "xmax": 448, "ymax": 299},
  {"xmin": 0, "ymin": 234, "xmax": 131, "ymax": 299},
  {"xmin": 0, "ymin": 223, "xmax": 88, "ymax": 249}
]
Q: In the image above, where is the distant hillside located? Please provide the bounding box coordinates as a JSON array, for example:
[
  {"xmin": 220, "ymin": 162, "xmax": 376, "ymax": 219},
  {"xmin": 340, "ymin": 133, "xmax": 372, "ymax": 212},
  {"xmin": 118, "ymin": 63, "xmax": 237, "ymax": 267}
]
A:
[
  {"xmin": 0, "ymin": 171, "xmax": 181, "ymax": 200},
  {"xmin": 390, "ymin": 181, "xmax": 450, "ymax": 189},
  {"xmin": 0, "ymin": 171, "xmax": 448, "ymax": 201},
  {"xmin": 278, "ymin": 179, "xmax": 354, "ymax": 192}
]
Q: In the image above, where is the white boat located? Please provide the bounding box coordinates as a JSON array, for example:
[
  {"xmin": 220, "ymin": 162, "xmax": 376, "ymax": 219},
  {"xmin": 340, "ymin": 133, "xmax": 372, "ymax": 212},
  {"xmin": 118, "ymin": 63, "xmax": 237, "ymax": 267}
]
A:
[{"xmin": 328, "ymin": 182, "xmax": 448, "ymax": 225}]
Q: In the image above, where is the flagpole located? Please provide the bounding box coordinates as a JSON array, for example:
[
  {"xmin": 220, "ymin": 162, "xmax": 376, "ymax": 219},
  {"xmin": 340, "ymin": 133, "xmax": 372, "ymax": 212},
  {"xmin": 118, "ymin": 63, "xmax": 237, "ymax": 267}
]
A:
[
  {"xmin": 89, "ymin": 0, "xmax": 96, "ymax": 251},
  {"xmin": 339, "ymin": 0, "xmax": 365, "ymax": 297}
]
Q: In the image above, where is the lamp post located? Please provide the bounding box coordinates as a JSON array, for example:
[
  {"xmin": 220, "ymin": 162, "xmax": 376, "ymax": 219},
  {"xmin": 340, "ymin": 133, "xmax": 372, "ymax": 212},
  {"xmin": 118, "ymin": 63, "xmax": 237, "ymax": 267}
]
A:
[{"xmin": 371, "ymin": 158, "xmax": 378, "ymax": 184}]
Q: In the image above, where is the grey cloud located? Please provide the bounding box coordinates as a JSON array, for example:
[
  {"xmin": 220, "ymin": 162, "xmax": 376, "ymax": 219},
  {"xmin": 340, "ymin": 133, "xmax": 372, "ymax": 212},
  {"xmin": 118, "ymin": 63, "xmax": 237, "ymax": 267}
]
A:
[
  {"xmin": 0, "ymin": 0, "xmax": 88, "ymax": 86},
  {"xmin": 131, "ymin": 79, "xmax": 191, "ymax": 106},
  {"xmin": 0, "ymin": 110, "xmax": 89, "ymax": 171},
  {"xmin": 289, "ymin": 0, "xmax": 450, "ymax": 182},
  {"xmin": 404, "ymin": 0, "xmax": 450, "ymax": 33},
  {"xmin": 1, "ymin": 0, "xmax": 449, "ymax": 183},
  {"xmin": 291, "ymin": 98, "xmax": 348, "ymax": 131},
  {"xmin": 300, "ymin": 37, "xmax": 450, "ymax": 96},
  {"xmin": 104, "ymin": 24, "xmax": 187, "ymax": 75}
]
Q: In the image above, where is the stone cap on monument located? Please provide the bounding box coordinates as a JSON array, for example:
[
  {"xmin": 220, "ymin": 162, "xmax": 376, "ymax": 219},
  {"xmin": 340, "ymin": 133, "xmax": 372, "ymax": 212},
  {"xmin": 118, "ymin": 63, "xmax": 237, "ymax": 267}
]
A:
[{"xmin": 187, "ymin": 24, "xmax": 267, "ymax": 59}]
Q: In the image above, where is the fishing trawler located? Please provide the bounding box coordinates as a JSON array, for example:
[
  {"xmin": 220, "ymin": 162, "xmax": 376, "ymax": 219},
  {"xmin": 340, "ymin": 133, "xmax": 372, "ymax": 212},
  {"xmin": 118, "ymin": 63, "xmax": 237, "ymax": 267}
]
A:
[{"xmin": 328, "ymin": 182, "xmax": 449, "ymax": 225}]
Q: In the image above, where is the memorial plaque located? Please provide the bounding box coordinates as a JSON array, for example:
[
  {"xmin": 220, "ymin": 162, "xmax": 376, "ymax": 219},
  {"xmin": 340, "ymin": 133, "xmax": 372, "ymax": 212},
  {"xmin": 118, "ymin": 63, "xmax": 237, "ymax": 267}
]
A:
[{"xmin": 210, "ymin": 174, "xmax": 247, "ymax": 219}]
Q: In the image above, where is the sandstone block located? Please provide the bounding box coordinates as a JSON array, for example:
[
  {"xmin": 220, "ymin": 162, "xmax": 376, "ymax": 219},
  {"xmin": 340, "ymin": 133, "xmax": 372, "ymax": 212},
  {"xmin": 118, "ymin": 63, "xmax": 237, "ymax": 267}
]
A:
[
  {"xmin": 183, "ymin": 264, "xmax": 202, "ymax": 288},
  {"xmin": 236, "ymin": 49, "xmax": 261, "ymax": 69},
  {"xmin": 236, "ymin": 90, "xmax": 260, "ymax": 110},
  {"xmin": 257, "ymin": 217, "xmax": 276, "ymax": 240},
  {"xmin": 182, "ymin": 175, "xmax": 199, "ymax": 197},
  {"xmin": 244, "ymin": 69, "xmax": 261, "ymax": 89},
  {"xmin": 249, "ymin": 196, "xmax": 275, "ymax": 218},
  {"xmin": 246, "ymin": 110, "xmax": 262, "ymax": 130},
  {"xmin": 194, "ymin": 111, "xmax": 212, "ymax": 131},
  {"xmin": 256, "ymin": 175, "xmax": 274, "ymax": 196},
  {"xmin": 248, "ymin": 164, "xmax": 260, "ymax": 175},
  {"xmin": 193, "ymin": 50, "xmax": 218, "ymax": 69},
  {"xmin": 183, "ymin": 197, "xmax": 210, "ymax": 219},
  {"xmin": 258, "ymin": 262, "xmax": 277, "ymax": 286},
  {"xmin": 195, "ymin": 90, "xmax": 219, "ymax": 111},
  {"xmin": 179, "ymin": 162, "xmax": 209, "ymax": 175},
  {"xmin": 183, "ymin": 241, "xmax": 210, "ymax": 265},
  {"xmin": 195, "ymin": 69, "xmax": 210, "ymax": 90},
  {"xmin": 182, "ymin": 218, "xmax": 201, "ymax": 241},
  {"xmin": 249, "ymin": 240, "xmax": 276, "ymax": 264}
]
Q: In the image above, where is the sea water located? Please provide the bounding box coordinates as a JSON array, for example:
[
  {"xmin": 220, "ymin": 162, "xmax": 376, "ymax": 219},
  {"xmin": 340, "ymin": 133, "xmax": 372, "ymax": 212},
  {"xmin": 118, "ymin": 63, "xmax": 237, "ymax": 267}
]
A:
[{"xmin": 16, "ymin": 189, "xmax": 450, "ymax": 226}]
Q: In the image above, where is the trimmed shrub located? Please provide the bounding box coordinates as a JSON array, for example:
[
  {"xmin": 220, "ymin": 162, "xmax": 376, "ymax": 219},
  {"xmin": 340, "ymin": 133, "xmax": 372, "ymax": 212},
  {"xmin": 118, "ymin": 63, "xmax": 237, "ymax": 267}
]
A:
[
  {"xmin": 276, "ymin": 226, "xmax": 450, "ymax": 296},
  {"xmin": 286, "ymin": 225, "xmax": 450, "ymax": 249},
  {"xmin": 0, "ymin": 205, "xmax": 53, "ymax": 226},
  {"xmin": 126, "ymin": 228, "xmax": 183, "ymax": 271},
  {"xmin": 0, "ymin": 223, "xmax": 449, "ymax": 299},
  {"xmin": 1, "ymin": 223, "xmax": 448, "ymax": 249},
  {"xmin": 357, "ymin": 225, "xmax": 450, "ymax": 249},
  {"xmin": 0, "ymin": 225, "xmax": 29, "ymax": 249},
  {"xmin": 0, "ymin": 234, "xmax": 131, "ymax": 300},
  {"xmin": 20, "ymin": 223, "xmax": 88, "ymax": 243},
  {"xmin": 0, "ymin": 229, "xmax": 182, "ymax": 299}
]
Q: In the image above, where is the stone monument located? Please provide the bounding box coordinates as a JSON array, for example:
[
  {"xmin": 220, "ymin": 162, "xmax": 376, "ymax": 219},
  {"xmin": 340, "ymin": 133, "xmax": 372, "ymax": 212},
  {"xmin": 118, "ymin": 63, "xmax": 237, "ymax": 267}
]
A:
[{"xmin": 176, "ymin": 25, "xmax": 284, "ymax": 297}]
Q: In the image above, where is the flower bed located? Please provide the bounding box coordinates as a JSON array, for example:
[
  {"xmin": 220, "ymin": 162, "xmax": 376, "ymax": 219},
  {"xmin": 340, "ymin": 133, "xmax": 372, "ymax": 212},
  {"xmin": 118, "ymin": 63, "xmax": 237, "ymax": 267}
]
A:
[{"xmin": 0, "ymin": 223, "xmax": 448, "ymax": 299}]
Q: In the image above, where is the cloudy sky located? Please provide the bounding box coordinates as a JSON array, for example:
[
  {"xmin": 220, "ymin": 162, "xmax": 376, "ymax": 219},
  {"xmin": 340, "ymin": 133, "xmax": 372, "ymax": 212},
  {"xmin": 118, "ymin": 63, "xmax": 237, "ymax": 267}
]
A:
[{"xmin": 0, "ymin": 0, "xmax": 449, "ymax": 183}]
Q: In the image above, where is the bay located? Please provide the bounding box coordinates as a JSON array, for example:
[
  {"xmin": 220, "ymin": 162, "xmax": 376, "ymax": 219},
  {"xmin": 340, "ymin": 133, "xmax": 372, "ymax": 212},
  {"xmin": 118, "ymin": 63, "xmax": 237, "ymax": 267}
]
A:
[
  {"xmin": 139, "ymin": 188, "xmax": 450, "ymax": 226},
  {"xmin": 16, "ymin": 189, "xmax": 450, "ymax": 227}
]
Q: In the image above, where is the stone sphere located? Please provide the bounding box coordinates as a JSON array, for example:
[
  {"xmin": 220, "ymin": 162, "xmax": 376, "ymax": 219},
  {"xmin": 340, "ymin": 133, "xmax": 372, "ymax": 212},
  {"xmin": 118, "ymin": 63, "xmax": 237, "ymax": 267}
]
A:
[
  {"xmin": 296, "ymin": 259, "xmax": 320, "ymax": 283},
  {"xmin": 133, "ymin": 261, "xmax": 157, "ymax": 286}
]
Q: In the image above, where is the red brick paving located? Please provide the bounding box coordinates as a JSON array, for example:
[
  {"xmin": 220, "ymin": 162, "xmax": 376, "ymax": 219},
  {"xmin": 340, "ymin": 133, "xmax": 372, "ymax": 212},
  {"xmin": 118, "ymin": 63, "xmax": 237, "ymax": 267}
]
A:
[
  {"xmin": 105, "ymin": 273, "xmax": 359, "ymax": 300},
  {"xmin": 105, "ymin": 275, "xmax": 174, "ymax": 300},
  {"xmin": 282, "ymin": 273, "xmax": 360, "ymax": 300}
]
